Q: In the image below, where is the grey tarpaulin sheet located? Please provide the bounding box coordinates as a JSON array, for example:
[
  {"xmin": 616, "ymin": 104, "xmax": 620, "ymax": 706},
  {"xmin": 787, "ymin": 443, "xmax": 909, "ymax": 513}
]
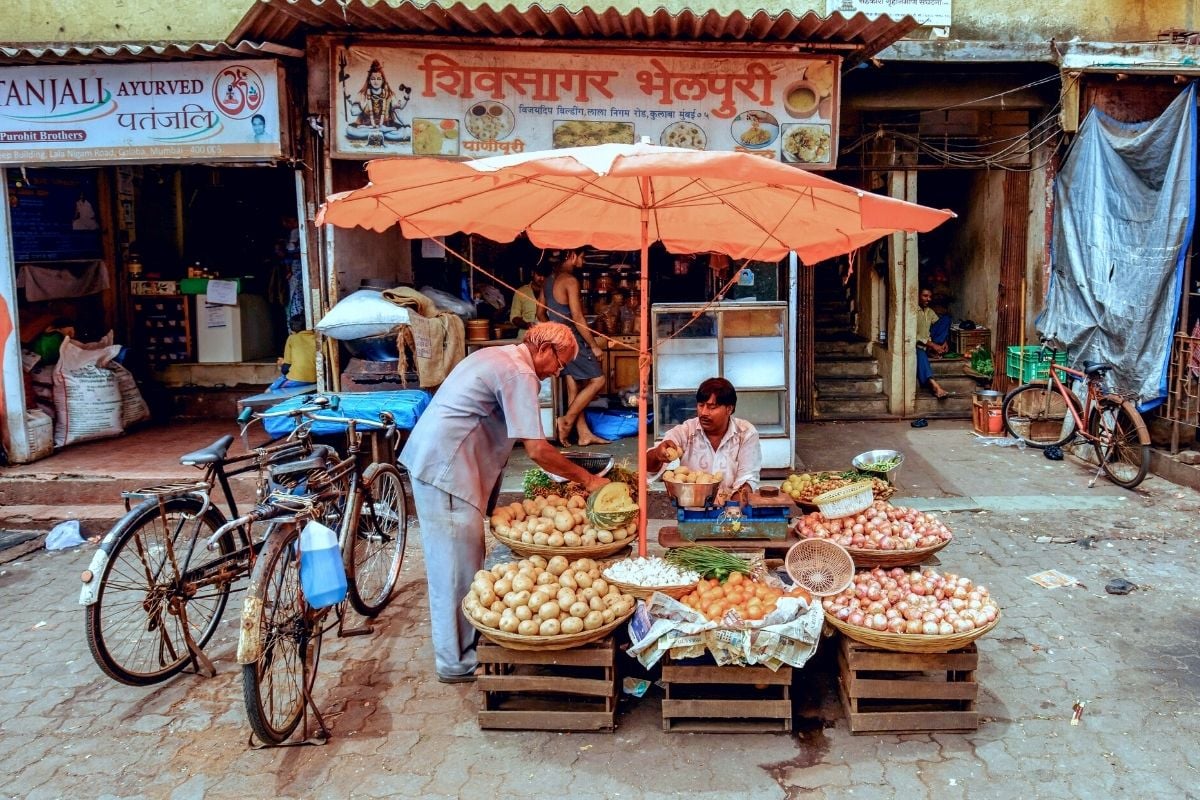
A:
[{"xmin": 1038, "ymin": 82, "xmax": 1196, "ymax": 409}]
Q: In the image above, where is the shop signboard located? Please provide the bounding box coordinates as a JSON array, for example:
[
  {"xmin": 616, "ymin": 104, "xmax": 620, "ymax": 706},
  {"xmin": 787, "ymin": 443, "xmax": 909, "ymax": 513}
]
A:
[
  {"xmin": 826, "ymin": 0, "xmax": 952, "ymax": 27},
  {"xmin": 0, "ymin": 60, "xmax": 283, "ymax": 165},
  {"xmin": 331, "ymin": 45, "xmax": 841, "ymax": 169}
]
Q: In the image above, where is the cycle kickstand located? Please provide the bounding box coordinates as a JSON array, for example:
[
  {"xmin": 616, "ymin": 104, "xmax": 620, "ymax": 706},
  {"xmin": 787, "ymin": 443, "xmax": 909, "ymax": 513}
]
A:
[
  {"xmin": 336, "ymin": 605, "xmax": 373, "ymax": 638},
  {"xmin": 248, "ymin": 674, "xmax": 331, "ymax": 749}
]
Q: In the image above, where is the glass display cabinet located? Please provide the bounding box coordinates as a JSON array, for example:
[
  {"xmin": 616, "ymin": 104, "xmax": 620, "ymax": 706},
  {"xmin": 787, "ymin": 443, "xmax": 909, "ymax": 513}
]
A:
[{"xmin": 651, "ymin": 301, "xmax": 794, "ymax": 470}]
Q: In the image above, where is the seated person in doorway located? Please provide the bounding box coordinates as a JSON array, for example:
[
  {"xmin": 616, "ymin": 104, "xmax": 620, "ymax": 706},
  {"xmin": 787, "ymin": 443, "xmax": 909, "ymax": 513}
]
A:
[
  {"xmin": 646, "ymin": 377, "xmax": 762, "ymax": 505},
  {"xmin": 916, "ymin": 286, "xmax": 952, "ymax": 399},
  {"xmin": 276, "ymin": 314, "xmax": 317, "ymax": 387},
  {"xmin": 538, "ymin": 248, "xmax": 608, "ymax": 446},
  {"xmin": 509, "ymin": 263, "xmax": 549, "ymax": 338}
]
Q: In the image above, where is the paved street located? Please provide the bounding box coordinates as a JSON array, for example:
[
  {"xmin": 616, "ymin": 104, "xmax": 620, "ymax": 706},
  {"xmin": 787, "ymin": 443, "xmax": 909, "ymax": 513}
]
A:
[{"xmin": 1, "ymin": 421, "xmax": 1198, "ymax": 799}]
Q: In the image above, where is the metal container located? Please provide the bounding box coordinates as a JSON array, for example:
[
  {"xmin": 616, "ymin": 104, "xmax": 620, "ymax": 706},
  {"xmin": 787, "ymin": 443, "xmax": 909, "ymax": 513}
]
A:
[
  {"xmin": 972, "ymin": 389, "xmax": 1005, "ymax": 435},
  {"xmin": 663, "ymin": 478, "xmax": 720, "ymax": 510},
  {"xmin": 465, "ymin": 319, "xmax": 491, "ymax": 341},
  {"xmin": 851, "ymin": 449, "xmax": 905, "ymax": 486}
]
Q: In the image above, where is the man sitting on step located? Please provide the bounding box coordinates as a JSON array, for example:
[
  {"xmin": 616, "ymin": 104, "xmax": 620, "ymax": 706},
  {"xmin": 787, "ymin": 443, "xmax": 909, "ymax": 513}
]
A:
[{"xmin": 915, "ymin": 287, "xmax": 952, "ymax": 399}]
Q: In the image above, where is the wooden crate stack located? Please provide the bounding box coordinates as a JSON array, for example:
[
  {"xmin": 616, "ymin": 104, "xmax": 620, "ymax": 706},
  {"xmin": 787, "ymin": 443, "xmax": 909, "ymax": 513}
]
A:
[
  {"xmin": 476, "ymin": 637, "xmax": 618, "ymax": 731},
  {"xmin": 837, "ymin": 637, "xmax": 979, "ymax": 735},
  {"xmin": 660, "ymin": 654, "xmax": 793, "ymax": 733}
]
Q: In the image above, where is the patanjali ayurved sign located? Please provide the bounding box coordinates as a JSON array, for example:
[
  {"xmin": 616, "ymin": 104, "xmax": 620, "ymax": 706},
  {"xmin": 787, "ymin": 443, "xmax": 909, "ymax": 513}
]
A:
[
  {"xmin": 0, "ymin": 60, "xmax": 283, "ymax": 164},
  {"xmin": 332, "ymin": 45, "xmax": 841, "ymax": 169}
]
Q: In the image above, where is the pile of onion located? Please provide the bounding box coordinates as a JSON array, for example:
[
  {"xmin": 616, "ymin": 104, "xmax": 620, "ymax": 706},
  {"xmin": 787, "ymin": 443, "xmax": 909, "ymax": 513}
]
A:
[
  {"xmin": 822, "ymin": 567, "xmax": 999, "ymax": 635},
  {"xmin": 794, "ymin": 500, "xmax": 952, "ymax": 551}
]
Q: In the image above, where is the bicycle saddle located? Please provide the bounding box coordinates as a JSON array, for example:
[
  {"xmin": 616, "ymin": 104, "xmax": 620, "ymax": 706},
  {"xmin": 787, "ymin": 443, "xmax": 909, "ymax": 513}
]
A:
[
  {"xmin": 1082, "ymin": 361, "xmax": 1112, "ymax": 377},
  {"xmin": 180, "ymin": 435, "xmax": 235, "ymax": 466}
]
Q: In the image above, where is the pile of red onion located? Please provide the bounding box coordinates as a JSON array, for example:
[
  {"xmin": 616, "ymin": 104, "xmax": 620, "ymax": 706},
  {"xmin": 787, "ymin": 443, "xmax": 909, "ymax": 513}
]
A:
[
  {"xmin": 795, "ymin": 501, "xmax": 953, "ymax": 551},
  {"xmin": 822, "ymin": 567, "xmax": 999, "ymax": 635}
]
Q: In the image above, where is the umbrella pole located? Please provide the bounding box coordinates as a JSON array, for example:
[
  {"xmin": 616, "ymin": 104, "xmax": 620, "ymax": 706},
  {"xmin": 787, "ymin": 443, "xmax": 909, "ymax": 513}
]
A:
[{"xmin": 637, "ymin": 184, "xmax": 651, "ymax": 557}]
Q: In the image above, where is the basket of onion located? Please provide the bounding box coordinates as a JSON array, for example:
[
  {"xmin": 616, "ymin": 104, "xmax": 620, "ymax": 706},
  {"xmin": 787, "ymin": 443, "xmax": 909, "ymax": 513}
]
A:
[
  {"xmin": 822, "ymin": 567, "xmax": 1000, "ymax": 653},
  {"xmin": 792, "ymin": 500, "xmax": 953, "ymax": 567}
]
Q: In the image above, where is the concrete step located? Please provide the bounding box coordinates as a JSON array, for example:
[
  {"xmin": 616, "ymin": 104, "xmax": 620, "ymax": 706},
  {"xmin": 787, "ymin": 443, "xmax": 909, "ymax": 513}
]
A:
[
  {"xmin": 0, "ymin": 504, "xmax": 123, "ymax": 534},
  {"xmin": 815, "ymin": 324, "xmax": 856, "ymax": 339},
  {"xmin": 815, "ymin": 357, "xmax": 880, "ymax": 378},
  {"xmin": 814, "ymin": 394, "xmax": 891, "ymax": 419},
  {"xmin": 0, "ymin": 473, "xmax": 258, "ymax": 508},
  {"xmin": 913, "ymin": 393, "xmax": 974, "ymax": 418},
  {"xmin": 815, "ymin": 311, "xmax": 854, "ymax": 325},
  {"xmin": 816, "ymin": 376, "xmax": 884, "ymax": 395},
  {"xmin": 814, "ymin": 338, "xmax": 874, "ymax": 357}
]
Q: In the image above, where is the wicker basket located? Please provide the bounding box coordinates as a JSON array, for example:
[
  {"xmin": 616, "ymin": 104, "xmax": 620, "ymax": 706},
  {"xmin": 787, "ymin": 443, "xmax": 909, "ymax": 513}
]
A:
[
  {"xmin": 601, "ymin": 574, "xmax": 693, "ymax": 600},
  {"xmin": 462, "ymin": 599, "xmax": 634, "ymax": 651},
  {"xmin": 812, "ymin": 481, "xmax": 874, "ymax": 519},
  {"xmin": 825, "ymin": 610, "xmax": 1000, "ymax": 653},
  {"xmin": 784, "ymin": 539, "xmax": 855, "ymax": 596},
  {"xmin": 491, "ymin": 528, "xmax": 634, "ymax": 560},
  {"xmin": 845, "ymin": 538, "xmax": 951, "ymax": 568}
]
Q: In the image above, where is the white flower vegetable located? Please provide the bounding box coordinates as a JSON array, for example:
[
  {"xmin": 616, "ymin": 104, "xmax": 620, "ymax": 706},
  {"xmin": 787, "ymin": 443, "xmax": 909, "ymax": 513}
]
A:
[{"xmin": 603, "ymin": 557, "xmax": 699, "ymax": 587}]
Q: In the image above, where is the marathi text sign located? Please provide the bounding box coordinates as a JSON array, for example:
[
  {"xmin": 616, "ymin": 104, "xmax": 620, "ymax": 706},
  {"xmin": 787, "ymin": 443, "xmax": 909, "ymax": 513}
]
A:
[
  {"xmin": 332, "ymin": 46, "xmax": 840, "ymax": 169},
  {"xmin": 826, "ymin": 0, "xmax": 952, "ymax": 27},
  {"xmin": 0, "ymin": 60, "xmax": 282, "ymax": 165}
]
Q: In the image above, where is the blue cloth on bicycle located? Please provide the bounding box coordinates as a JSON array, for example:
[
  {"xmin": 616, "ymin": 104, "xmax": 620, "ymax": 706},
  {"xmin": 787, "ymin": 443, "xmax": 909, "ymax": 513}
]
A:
[
  {"xmin": 916, "ymin": 314, "xmax": 952, "ymax": 386},
  {"xmin": 262, "ymin": 390, "xmax": 432, "ymax": 439}
]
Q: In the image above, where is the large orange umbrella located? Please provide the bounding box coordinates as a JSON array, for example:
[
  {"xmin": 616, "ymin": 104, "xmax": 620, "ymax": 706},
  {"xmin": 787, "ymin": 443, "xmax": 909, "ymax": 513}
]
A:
[{"xmin": 318, "ymin": 141, "xmax": 953, "ymax": 555}]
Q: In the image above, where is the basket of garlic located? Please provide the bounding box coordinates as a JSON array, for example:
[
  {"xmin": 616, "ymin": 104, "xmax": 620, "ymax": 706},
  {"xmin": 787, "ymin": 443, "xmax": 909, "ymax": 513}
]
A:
[
  {"xmin": 822, "ymin": 567, "xmax": 1001, "ymax": 653},
  {"xmin": 489, "ymin": 494, "xmax": 636, "ymax": 559},
  {"xmin": 601, "ymin": 556, "xmax": 701, "ymax": 600},
  {"xmin": 463, "ymin": 555, "xmax": 637, "ymax": 650}
]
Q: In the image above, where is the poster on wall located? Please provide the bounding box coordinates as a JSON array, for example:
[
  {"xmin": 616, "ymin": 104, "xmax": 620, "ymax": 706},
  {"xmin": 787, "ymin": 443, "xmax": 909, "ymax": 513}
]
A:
[
  {"xmin": 0, "ymin": 60, "xmax": 283, "ymax": 165},
  {"xmin": 331, "ymin": 45, "xmax": 841, "ymax": 169},
  {"xmin": 826, "ymin": 0, "xmax": 952, "ymax": 27},
  {"xmin": 7, "ymin": 168, "xmax": 103, "ymax": 261}
]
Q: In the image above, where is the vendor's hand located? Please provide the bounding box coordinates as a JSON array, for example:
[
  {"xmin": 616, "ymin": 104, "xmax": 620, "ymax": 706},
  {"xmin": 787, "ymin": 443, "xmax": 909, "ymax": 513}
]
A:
[
  {"xmin": 654, "ymin": 440, "xmax": 681, "ymax": 463},
  {"xmin": 583, "ymin": 474, "xmax": 610, "ymax": 494}
]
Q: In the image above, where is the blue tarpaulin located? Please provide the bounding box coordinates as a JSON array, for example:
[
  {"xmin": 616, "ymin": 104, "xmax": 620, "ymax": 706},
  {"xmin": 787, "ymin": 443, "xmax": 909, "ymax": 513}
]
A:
[{"xmin": 1038, "ymin": 82, "xmax": 1197, "ymax": 410}]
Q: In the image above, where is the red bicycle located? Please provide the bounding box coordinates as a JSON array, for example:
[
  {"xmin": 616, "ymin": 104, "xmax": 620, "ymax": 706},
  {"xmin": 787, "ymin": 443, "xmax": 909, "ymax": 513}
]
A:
[{"xmin": 1001, "ymin": 344, "xmax": 1151, "ymax": 489}]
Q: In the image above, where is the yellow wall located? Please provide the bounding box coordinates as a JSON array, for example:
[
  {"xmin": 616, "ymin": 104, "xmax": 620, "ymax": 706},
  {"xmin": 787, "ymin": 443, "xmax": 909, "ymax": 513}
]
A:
[
  {"xmin": 0, "ymin": 0, "xmax": 251, "ymax": 44},
  {"xmin": 0, "ymin": 0, "xmax": 1187, "ymax": 45}
]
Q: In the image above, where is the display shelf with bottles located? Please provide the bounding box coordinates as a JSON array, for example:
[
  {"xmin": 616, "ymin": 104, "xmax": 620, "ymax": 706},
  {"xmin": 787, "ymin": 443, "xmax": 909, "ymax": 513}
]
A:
[{"xmin": 132, "ymin": 295, "xmax": 192, "ymax": 365}]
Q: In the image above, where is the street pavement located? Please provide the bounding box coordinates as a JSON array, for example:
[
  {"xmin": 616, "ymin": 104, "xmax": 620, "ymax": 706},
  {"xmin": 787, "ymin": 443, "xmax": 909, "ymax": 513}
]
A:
[{"xmin": 1, "ymin": 420, "xmax": 1198, "ymax": 799}]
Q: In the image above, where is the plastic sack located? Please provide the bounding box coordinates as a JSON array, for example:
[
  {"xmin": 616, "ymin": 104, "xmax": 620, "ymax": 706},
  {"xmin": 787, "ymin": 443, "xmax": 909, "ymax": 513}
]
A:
[
  {"xmin": 52, "ymin": 337, "xmax": 124, "ymax": 447},
  {"xmin": 111, "ymin": 362, "xmax": 151, "ymax": 429},
  {"xmin": 418, "ymin": 286, "xmax": 476, "ymax": 319},
  {"xmin": 316, "ymin": 289, "xmax": 411, "ymax": 341},
  {"xmin": 261, "ymin": 389, "xmax": 432, "ymax": 439},
  {"xmin": 46, "ymin": 520, "xmax": 86, "ymax": 550},
  {"xmin": 585, "ymin": 409, "xmax": 651, "ymax": 441}
]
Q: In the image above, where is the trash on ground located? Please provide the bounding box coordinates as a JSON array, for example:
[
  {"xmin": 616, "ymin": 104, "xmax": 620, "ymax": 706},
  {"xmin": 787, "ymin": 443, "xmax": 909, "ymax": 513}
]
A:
[
  {"xmin": 1044, "ymin": 446, "xmax": 1064, "ymax": 460},
  {"xmin": 974, "ymin": 436, "xmax": 1026, "ymax": 449},
  {"xmin": 1026, "ymin": 569, "xmax": 1079, "ymax": 589},
  {"xmin": 622, "ymin": 677, "xmax": 651, "ymax": 697},
  {"xmin": 1071, "ymin": 701, "xmax": 1086, "ymax": 725},
  {"xmin": 1104, "ymin": 578, "xmax": 1137, "ymax": 595},
  {"xmin": 45, "ymin": 520, "xmax": 86, "ymax": 551}
]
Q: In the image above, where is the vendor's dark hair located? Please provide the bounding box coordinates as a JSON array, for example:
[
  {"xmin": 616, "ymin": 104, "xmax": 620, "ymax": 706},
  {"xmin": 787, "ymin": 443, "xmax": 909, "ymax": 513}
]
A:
[{"xmin": 697, "ymin": 377, "xmax": 736, "ymax": 408}]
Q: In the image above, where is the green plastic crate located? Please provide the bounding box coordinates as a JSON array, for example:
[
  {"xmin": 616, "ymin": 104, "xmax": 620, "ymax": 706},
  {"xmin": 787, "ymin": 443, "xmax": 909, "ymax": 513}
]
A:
[{"xmin": 1005, "ymin": 345, "xmax": 1067, "ymax": 383}]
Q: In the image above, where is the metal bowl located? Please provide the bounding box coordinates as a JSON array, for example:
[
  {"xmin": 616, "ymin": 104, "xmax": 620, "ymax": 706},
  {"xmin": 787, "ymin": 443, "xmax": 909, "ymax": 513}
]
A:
[
  {"xmin": 545, "ymin": 451, "xmax": 613, "ymax": 483},
  {"xmin": 663, "ymin": 478, "xmax": 720, "ymax": 509},
  {"xmin": 851, "ymin": 449, "xmax": 904, "ymax": 485}
]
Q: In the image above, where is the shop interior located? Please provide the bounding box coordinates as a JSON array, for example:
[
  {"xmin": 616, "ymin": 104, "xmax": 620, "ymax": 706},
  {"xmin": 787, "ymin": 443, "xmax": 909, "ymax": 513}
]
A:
[{"xmin": 10, "ymin": 164, "xmax": 301, "ymax": 443}]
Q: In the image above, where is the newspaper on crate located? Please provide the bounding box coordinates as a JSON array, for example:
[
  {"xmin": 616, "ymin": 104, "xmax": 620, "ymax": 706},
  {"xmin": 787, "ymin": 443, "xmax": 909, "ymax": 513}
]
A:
[{"xmin": 627, "ymin": 588, "xmax": 825, "ymax": 671}]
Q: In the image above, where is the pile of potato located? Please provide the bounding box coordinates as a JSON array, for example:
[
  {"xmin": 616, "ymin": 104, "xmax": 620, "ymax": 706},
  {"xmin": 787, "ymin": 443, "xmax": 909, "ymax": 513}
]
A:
[
  {"xmin": 489, "ymin": 494, "xmax": 635, "ymax": 547},
  {"xmin": 464, "ymin": 556, "xmax": 636, "ymax": 637},
  {"xmin": 662, "ymin": 465, "xmax": 723, "ymax": 484}
]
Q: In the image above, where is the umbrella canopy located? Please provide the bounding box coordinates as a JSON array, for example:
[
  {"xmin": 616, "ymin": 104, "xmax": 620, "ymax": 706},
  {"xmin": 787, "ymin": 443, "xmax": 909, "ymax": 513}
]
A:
[
  {"xmin": 319, "ymin": 141, "xmax": 952, "ymax": 263},
  {"xmin": 318, "ymin": 142, "xmax": 954, "ymax": 556}
]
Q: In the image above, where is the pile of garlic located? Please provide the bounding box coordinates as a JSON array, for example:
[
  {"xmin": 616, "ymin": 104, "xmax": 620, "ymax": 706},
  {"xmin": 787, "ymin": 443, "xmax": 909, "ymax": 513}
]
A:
[{"xmin": 603, "ymin": 556, "xmax": 699, "ymax": 588}]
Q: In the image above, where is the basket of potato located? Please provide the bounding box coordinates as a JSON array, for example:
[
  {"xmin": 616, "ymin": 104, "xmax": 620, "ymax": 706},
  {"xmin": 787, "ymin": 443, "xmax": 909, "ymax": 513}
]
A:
[
  {"xmin": 462, "ymin": 555, "xmax": 637, "ymax": 650},
  {"xmin": 489, "ymin": 494, "xmax": 636, "ymax": 559},
  {"xmin": 662, "ymin": 465, "xmax": 723, "ymax": 509}
]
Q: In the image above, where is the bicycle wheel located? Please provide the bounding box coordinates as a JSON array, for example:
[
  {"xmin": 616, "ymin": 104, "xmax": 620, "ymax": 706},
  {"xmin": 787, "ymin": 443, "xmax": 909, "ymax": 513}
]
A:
[
  {"xmin": 241, "ymin": 525, "xmax": 323, "ymax": 745},
  {"xmin": 85, "ymin": 497, "xmax": 233, "ymax": 686},
  {"xmin": 345, "ymin": 463, "xmax": 408, "ymax": 617},
  {"xmin": 1002, "ymin": 383, "xmax": 1076, "ymax": 448},
  {"xmin": 1088, "ymin": 400, "xmax": 1151, "ymax": 489}
]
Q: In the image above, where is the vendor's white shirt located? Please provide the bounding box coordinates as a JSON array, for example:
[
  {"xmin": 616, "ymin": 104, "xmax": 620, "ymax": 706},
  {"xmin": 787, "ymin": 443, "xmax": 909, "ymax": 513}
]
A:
[
  {"xmin": 660, "ymin": 416, "xmax": 761, "ymax": 495},
  {"xmin": 400, "ymin": 344, "xmax": 544, "ymax": 513}
]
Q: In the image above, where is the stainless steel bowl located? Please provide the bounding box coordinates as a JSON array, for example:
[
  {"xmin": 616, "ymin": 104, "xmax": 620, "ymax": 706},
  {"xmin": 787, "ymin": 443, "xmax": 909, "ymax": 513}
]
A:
[
  {"xmin": 663, "ymin": 478, "xmax": 720, "ymax": 509},
  {"xmin": 851, "ymin": 449, "xmax": 905, "ymax": 485}
]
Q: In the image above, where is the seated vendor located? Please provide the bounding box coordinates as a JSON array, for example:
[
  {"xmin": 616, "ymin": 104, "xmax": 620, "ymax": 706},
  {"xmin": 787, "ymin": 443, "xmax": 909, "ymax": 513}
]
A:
[
  {"xmin": 276, "ymin": 314, "xmax": 317, "ymax": 387},
  {"xmin": 646, "ymin": 377, "xmax": 762, "ymax": 504},
  {"xmin": 916, "ymin": 286, "xmax": 952, "ymax": 399}
]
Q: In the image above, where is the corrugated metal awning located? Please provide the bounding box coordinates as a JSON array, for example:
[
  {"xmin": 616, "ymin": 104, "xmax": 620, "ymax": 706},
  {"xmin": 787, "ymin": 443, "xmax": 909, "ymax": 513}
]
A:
[
  {"xmin": 0, "ymin": 40, "xmax": 303, "ymax": 66},
  {"xmin": 228, "ymin": 0, "xmax": 917, "ymax": 66}
]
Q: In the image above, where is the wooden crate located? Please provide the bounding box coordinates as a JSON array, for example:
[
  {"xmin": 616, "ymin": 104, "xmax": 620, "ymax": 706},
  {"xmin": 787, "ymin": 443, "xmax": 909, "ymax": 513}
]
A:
[
  {"xmin": 661, "ymin": 654, "xmax": 793, "ymax": 733},
  {"xmin": 951, "ymin": 327, "xmax": 991, "ymax": 354},
  {"xmin": 837, "ymin": 637, "xmax": 979, "ymax": 735},
  {"xmin": 476, "ymin": 637, "xmax": 618, "ymax": 731}
]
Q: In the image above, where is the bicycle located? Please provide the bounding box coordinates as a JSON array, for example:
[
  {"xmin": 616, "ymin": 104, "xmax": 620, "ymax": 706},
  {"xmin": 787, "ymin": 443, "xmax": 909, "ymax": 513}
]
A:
[
  {"xmin": 1001, "ymin": 343, "xmax": 1151, "ymax": 489},
  {"xmin": 228, "ymin": 409, "xmax": 407, "ymax": 745},
  {"xmin": 81, "ymin": 395, "xmax": 408, "ymax": 687}
]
